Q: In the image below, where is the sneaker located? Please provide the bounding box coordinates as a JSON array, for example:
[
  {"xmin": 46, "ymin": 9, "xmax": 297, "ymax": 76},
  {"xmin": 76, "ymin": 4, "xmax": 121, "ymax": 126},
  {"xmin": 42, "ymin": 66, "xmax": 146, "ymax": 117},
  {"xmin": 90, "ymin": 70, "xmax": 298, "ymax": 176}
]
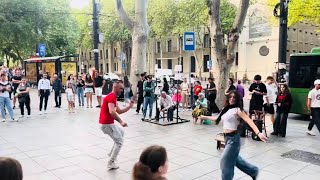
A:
[
  {"xmin": 270, "ymin": 132, "xmax": 278, "ymax": 136},
  {"xmin": 306, "ymin": 130, "xmax": 316, "ymax": 136},
  {"xmin": 12, "ymin": 118, "xmax": 18, "ymax": 122},
  {"xmin": 26, "ymin": 115, "xmax": 31, "ymax": 118},
  {"xmin": 2, "ymin": 119, "xmax": 6, "ymax": 122},
  {"xmin": 44, "ymin": 111, "xmax": 47, "ymax": 114},
  {"xmin": 148, "ymin": 117, "xmax": 152, "ymax": 121},
  {"xmin": 13, "ymin": 106, "xmax": 15, "ymax": 109},
  {"xmin": 135, "ymin": 112, "xmax": 139, "ymax": 115},
  {"xmin": 19, "ymin": 115, "xmax": 24, "ymax": 119},
  {"xmin": 96, "ymin": 105, "xmax": 101, "ymax": 108},
  {"xmin": 107, "ymin": 161, "xmax": 119, "ymax": 169},
  {"xmin": 39, "ymin": 111, "xmax": 43, "ymax": 115}
]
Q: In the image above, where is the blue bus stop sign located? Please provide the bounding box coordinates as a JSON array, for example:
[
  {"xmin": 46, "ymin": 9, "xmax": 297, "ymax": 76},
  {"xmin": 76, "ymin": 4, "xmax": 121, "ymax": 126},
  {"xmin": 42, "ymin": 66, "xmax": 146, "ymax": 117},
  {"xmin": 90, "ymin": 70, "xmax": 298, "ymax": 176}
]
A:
[
  {"xmin": 38, "ymin": 44, "xmax": 46, "ymax": 57},
  {"xmin": 183, "ymin": 32, "xmax": 195, "ymax": 52},
  {"xmin": 122, "ymin": 62, "xmax": 126, "ymax": 69}
]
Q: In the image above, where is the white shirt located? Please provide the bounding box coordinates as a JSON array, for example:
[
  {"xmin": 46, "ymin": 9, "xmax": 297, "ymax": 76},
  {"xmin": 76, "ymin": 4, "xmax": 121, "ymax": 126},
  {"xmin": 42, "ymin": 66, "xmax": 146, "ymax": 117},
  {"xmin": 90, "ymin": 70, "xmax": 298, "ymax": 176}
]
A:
[
  {"xmin": 66, "ymin": 88, "xmax": 74, "ymax": 96},
  {"xmin": 38, "ymin": 79, "xmax": 51, "ymax": 90},
  {"xmin": 265, "ymin": 83, "xmax": 278, "ymax": 104},
  {"xmin": 158, "ymin": 95, "xmax": 173, "ymax": 110},
  {"xmin": 181, "ymin": 82, "xmax": 189, "ymax": 91},
  {"xmin": 221, "ymin": 108, "xmax": 241, "ymax": 131},
  {"xmin": 308, "ymin": 88, "xmax": 320, "ymax": 108}
]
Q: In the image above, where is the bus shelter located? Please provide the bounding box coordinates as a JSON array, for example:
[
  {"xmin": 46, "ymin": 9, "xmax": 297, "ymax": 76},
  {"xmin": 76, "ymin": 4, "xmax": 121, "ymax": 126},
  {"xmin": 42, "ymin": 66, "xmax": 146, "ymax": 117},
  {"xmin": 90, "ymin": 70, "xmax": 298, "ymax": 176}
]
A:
[{"xmin": 24, "ymin": 56, "xmax": 77, "ymax": 86}]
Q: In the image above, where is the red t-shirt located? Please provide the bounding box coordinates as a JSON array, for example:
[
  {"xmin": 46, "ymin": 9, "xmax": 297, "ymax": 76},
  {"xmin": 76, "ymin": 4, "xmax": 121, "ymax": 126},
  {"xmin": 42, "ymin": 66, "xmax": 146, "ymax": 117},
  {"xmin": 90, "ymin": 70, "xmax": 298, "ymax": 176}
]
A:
[
  {"xmin": 99, "ymin": 92, "xmax": 117, "ymax": 124},
  {"xmin": 194, "ymin": 85, "xmax": 203, "ymax": 96}
]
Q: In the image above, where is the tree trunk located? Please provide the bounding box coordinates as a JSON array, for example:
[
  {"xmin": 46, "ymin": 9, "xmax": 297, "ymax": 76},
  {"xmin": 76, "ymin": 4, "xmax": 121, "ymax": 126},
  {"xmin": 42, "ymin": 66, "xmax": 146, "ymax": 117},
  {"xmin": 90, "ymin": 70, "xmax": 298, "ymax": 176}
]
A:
[{"xmin": 116, "ymin": 0, "xmax": 149, "ymax": 94}]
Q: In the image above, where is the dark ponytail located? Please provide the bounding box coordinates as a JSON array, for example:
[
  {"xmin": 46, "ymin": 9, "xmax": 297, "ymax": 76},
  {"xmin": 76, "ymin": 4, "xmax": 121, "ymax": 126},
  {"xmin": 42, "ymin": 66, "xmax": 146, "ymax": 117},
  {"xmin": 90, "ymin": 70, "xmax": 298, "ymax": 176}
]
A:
[{"xmin": 132, "ymin": 145, "xmax": 167, "ymax": 180}]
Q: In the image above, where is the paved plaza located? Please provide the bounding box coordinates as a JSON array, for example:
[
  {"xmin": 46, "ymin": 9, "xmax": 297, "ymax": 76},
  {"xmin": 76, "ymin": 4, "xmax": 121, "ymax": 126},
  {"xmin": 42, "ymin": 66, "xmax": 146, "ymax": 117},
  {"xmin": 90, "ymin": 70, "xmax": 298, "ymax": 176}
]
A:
[{"xmin": 0, "ymin": 90, "xmax": 320, "ymax": 180}]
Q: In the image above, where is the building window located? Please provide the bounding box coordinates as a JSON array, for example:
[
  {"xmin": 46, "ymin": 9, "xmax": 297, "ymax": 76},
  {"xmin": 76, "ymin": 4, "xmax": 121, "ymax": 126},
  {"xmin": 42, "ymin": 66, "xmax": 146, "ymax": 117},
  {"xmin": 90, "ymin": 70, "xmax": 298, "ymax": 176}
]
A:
[
  {"xmin": 114, "ymin": 48, "xmax": 117, "ymax": 57},
  {"xmin": 167, "ymin": 40, "xmax": 172, "ymax": 52},
  {"xmin": 89, "ymin": 52, "xmax": 92, "ymax": 60},
  {"xmin": 106, "ymin": 49, "xmax": 108, "ymax": 59},
  {"xmin": 168, "ymin": 59, "xmax": 172, "ymax": 69},
  {"xmin": 84, "ymin": 65, "xmax": 87, "ymax": 73},
  {"xmin": 235, "ymin": 52, "xmax": 239, "ymax": 66},
  {"xmin": 77, "ymin": 66, "xmax": 80, "ymax": 73},
  {"xmin": 100, "ymin": 50, "xmax": 103, "ymax": 59},
  {"xmin": 293, "ymin": 28, "xmax": 296, "ymax": 31},
  {"xmin": 129, "ymin": 47, "xmax": 132, "ymax": 57},
  {"xmin": 180, "ymin": 57, "xmax": 184, "ymax": 72},
  {"xmin": 157, "ymin": 59, "xmax": 161, "ymax": 69},
  {"xmin": 204, "ymin": 34, "xmax": 210, "ymax": 48},
  {"xmin": 114, "ymin": 63, "xmax": 117, "ymax": 71},
  {"xmin": 299, "ymin": 30, "xmax": 302, "ymax": 32},
  {"xmin": 293, "ymin": 50, "xmax": 296, "ymax": 53},
  {"xmin": 190, "ymin": 56, "xmax": 196, "ymax": 73},
  {"xmin": 299, "ymin": 51, "xmax": 302, "ymax": 53},
  {"xmin": 100, "ymin": 64, "xmax": 103, "ymax": 72},
  {"xmin": 203, "ymin": 55, "xmax": 209, "ymax": 72},
  {"xmin": 157, "ymin": 41, "xmax": 161, "ymax": 53},
  {"xmin": 106, "ymin": 63, "xmax": 109, "ymax": 73}
]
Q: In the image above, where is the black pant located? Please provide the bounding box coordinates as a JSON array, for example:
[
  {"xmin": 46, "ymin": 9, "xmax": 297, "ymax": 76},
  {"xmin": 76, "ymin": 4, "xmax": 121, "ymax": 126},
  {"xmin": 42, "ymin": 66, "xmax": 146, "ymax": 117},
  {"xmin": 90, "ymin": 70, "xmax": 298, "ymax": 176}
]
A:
[
  {"xmin": 136, "ymin": 95, "xmax": 143, "ymax": 113},
  {"xmin": 19, "ymin": 96, "xmax": 31, "ymax": 115},
  {"xmin": 39, "ymin": 90, "xmax": 50, "ymax": 111},
  {"xmin": 156, "ymin": 105, "xmax": 175, "ymax": 121},
  {"xmin": 208, "ymin": 93, "xmax": 219, "ymax": 114},
  {"xmin": 308, "ymin": 108, "xmax": 320, "ymax": 132},
  {"xmin": 54, "ymin": 91, "xmax": 61, "ymax": 107},
  {"xmin": 273, "ymin": 112, "xmax": 288, "ymax": 136}
]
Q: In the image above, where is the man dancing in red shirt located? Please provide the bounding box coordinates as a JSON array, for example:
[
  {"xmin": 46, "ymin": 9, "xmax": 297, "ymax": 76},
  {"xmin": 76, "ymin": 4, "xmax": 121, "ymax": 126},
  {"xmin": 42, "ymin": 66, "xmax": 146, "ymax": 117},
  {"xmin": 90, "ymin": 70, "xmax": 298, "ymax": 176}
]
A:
[{"xmin": 99, "ymin": 80, "xmax": 134, "ymax": 169}]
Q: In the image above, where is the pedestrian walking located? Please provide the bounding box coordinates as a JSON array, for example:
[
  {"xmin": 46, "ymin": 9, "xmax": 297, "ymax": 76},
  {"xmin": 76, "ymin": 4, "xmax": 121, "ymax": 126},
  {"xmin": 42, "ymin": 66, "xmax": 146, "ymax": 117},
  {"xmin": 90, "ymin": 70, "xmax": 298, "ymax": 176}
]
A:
[
  {"xmin": 142, "ymin": 75, "xmax": 155, "ymax": 121},
  {"xmin": 16, "ymin": 76, "xmax": 31, "ymax": 119},
  {"xmin": 123, "ymin": 76, "xmax": 132, "ymax": 106},
  {"xmin": 208, "ymin": 77, "xmax": 219, "ymax": 114},
  {"xmin": 76, "ymin": 75, "xmax": 85, "ymax": 106},
  {"xmin": 264, "ymin": 76, "xmax": 278, "ymax": 124},
  {"xmin": 11, "ymin": 69, "xmax": 22, "ymax": 109},
  {"xmin": 249, "ymin": 75, "xmax": 267, "ymax": 117},
  {"xmin": 199, "ymin": 91, "xmax": 267, "ymax": 180},
  {"xmin": 236, "ymin": 80, "xmax": 245, "ymax": 108},
  {"xmin": 84, "ymin": 73, "xmax": 94, "ymax": 108},
  {"xmin": 132, "ymin": 145, "xmax": 168, "ymax": 180},
  {"xmin": 0, "ymin": 74, "xmax": 16, "ymax": 122},
  {"xmin": 135, "ymin": 74, "xmax": 144, "ymax": 115},
  {"xmin": 181, "ymin": 78, "xmax": 190, "ymax": 111},
  {"xmin": 99, "ymin": 80, "xmax": 134, "ymax": 169},
  {"xmin": 271, "ymin": 84, "xmax": 292, "ymax": 137},
  {"xmin": 306, "ymin": 79, "xmax": 320, "ymax": 136},
  {"xmin": 66, "ymin": 83, "xmax": 75, "ymax": 113},
  {"xmin": 38, "ymin": 73, "xmax": 51, "ymax": 115},
  {"xmin": 94, "ymin": 71, "xmax": 104, "ymax": 108},
  {"xmin": 52, "ymin": 74, "xmax": 62, "ymax": 108}
]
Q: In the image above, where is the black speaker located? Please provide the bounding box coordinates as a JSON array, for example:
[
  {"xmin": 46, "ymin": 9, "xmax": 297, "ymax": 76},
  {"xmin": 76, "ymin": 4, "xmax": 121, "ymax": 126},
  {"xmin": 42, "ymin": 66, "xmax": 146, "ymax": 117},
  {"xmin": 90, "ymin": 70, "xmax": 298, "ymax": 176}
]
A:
[{"xmin": 252, "ymin": 119, "xmax": 263, "ymax": 141}]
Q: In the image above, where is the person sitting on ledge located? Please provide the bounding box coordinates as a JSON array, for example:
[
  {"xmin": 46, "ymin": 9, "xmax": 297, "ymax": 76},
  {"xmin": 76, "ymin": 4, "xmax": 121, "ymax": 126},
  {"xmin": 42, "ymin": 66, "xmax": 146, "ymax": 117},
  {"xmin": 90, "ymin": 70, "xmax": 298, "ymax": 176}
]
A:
[
  {"xmin": 156, "ymin": 91, "xmax": 175, "ymax": 121},
  {"xmin": 192, "ymin": 93, "xmax": 208, "ymax": 124}
]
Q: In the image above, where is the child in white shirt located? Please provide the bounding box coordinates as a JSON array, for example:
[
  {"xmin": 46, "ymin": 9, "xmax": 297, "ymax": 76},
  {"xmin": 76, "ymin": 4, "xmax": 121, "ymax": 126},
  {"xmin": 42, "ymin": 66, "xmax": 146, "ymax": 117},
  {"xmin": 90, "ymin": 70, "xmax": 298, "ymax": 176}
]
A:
[{"xmin": 66, "ymin": 83, "xmax": 75, "ymax": 113}]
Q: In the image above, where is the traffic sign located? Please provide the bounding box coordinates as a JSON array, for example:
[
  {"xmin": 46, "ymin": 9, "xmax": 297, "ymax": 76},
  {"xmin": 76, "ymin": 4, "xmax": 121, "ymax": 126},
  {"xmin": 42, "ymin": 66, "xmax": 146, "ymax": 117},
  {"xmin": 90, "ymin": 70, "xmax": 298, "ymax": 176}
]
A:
[
  {"xmin": 38, "ymin": 44, "xmax": 46, "ymax": 57},
  {"xmin": 122, "ymin": 62, "xmax": 126, "ymax": 69},
  {"xmin": 183, "ymin": 32, "xmax": 195, "ymax": 52}
]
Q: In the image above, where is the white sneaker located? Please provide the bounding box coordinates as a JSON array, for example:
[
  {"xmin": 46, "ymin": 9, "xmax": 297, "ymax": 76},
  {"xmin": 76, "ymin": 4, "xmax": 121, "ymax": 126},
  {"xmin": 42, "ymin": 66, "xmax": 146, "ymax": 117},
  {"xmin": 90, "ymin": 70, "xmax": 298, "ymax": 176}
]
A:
[
  {"xmin": 135, "ymin": 112, "xmax": 139, "ymax": 115},
  {"xmin": 44, "ymin": 111, "xmax": 47, "ymax": 114},
  {"xmin": 26, "ymin": 115, "xmax": 31, "ymax": 118},
  {"xmin": 19, "ymin": 115, "xmax": 24, "ymax": 119},
  {"xmin": 2, "ymin": 119, "xmax": 6, "ymax": 122},
  {"xmin": 306, "ymin": 130, "xmax": 316, "ymax": 136},
  {"xmin": 39, "ymin": 111, "xmax": 43, "ymax": 115},
  {"xmin": 107, "ymin": 161, "xmax": 119, "ymax": 169},
  {"xmin": 12, "ymin": 118, "xmax": 18, "ymax": 122}
]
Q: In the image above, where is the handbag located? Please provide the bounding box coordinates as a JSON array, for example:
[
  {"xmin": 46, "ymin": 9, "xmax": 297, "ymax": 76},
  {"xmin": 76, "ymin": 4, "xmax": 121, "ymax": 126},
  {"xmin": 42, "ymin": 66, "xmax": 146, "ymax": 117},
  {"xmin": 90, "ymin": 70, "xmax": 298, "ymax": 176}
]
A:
[{"xmin": 18, "ymin": 95, "xmax": 27, "ymax": 103}]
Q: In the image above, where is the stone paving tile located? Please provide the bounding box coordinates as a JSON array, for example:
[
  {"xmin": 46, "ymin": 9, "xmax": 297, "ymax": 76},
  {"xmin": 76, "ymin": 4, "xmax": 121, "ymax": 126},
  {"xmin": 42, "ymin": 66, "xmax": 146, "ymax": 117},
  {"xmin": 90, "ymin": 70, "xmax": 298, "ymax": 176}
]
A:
[{"xmin": 1, "ymin": 90, "xmax": 320, "ymax": 179}]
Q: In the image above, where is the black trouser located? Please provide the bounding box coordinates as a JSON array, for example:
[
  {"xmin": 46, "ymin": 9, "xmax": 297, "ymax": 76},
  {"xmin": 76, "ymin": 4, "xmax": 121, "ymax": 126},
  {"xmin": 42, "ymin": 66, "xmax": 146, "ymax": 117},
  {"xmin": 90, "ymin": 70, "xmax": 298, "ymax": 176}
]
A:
[
  {"xmin": 156, "ymin": 105, "xmax": 175, "ymax": 121},
  {"xmin": 308, "ymin": 108, "xmax": 320, "ymax": 132},
  {"xmin": 208, "ymin": 93, "xmax": 219, "ymax": 114},
  {"xmin": 273, "ymin": 112, "xmax": 288, "ymax": 136},
  {"xmin": 54, "ymin": 90, "xmax": 61, "ymax": 107},
  {"xmin": 39, "ymin": 90, "xmax": 50, "ymax": 111},
  {"xmin": 19, "ymin": 96, "xmax": 31, "ymax": 115},
  {"xmin": 136, "ymin": 95, "xmax": 144, "ymax": 113}
]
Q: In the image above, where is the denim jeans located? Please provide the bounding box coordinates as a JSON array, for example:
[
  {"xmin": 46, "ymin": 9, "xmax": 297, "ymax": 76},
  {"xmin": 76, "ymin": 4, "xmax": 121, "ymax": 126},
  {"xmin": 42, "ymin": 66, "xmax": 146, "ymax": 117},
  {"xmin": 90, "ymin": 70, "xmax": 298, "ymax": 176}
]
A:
[
  {"xmin": 221, "ymin": 134, "xmax": 258, "ymax": 180},
  {"xmin": 124, "ymin": 88, "xmax": 130, "ymax": 101},
  {"xmin": 273, "ymin": 112, "xmax": 289, "ymax": 136},
  {"xmin": 100, "ymin": 124, "xmax": 124, "ymax": 162},
  {"xmin": 143, "ymin": 96, "xmax": 154, "ymax": 118},
  {"xmin": 0, "ymin": 96, "xmax": 14, "ymax": 119},
  {"xmin": 77, "ymin": 87, "xmax": 84, "ymax": 105}
]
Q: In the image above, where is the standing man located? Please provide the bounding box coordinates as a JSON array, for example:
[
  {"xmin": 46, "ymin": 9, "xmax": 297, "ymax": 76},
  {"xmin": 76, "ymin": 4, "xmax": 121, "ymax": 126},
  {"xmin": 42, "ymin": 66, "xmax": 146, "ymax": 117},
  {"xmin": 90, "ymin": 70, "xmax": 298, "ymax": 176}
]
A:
[
  {"xmin": 99, "ymin": 80, "xmax": 134, "ymax": 169},
  {"xmin": 135, "ymin": 73, "xmax": 144, "ymax": 115},
  {"xmin": 38, "ymin": 73, "xmax": 51, "ymax": 115},
  {"xmin": 207, "ymin": 78, "xmax": 219, "ymax": 114},
  {"xmin": 94, "ymin": 71, "xmax": 104, "ymax": 108},
  {"xmin": 236, "ymin": 80, "xmax": 245, "ymax": 108},
  {"xmin": 264, "ymin": 76, "xmax": 277, "ymax": 124},
  {"xmin": 249, "ymin": 75, "xmax": 267, "ymax": 117},
  {"xmin": 12, "ymin": 69, "xmax": 22, "ymax": 109},
  {"xmin": 52, "ymin": 74, "xmax": 62, "ymax": 108},
  {"xmin": 142, "ymin": 75, "xmax": 155, "ymax": 121},
  {"xmin": 306, "ymin": 79, "xmax": 320, "ymax": 136},
  {"xmin": 0, "ymin": 74, "xmax": 16, "ymax": 122}
]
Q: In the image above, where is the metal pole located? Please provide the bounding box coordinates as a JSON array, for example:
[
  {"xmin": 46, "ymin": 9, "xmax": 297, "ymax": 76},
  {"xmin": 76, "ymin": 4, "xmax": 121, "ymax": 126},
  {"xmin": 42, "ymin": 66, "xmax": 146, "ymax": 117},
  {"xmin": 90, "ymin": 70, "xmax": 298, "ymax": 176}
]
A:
[
  {"xmin": 92, "ymin": 0, "xmax": 99, "ymax": 71},
  {"xmin": 277, "ymin": 0, "xmax": 288, "ymax": 82}
]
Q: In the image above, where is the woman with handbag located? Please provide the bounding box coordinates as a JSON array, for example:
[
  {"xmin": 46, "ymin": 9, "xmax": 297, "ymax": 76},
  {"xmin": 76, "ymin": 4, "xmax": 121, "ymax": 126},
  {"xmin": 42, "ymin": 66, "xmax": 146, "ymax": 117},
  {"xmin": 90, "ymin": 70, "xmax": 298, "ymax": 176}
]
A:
[{"xmin": 16, "ymin": 76, "xmax": 31, "ymax": 118}]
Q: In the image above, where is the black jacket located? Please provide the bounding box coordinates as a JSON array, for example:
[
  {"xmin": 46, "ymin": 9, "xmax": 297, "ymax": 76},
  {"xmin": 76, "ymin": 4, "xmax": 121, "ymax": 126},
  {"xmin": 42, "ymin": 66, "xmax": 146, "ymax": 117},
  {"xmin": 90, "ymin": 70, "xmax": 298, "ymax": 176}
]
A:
[
  {"xmin": 53, "ymin": 79, "xmax": 62, "ymax": 92},
  {"xmin": 276, "ymin": 92, "xmax": 292, "ymax": 113}
]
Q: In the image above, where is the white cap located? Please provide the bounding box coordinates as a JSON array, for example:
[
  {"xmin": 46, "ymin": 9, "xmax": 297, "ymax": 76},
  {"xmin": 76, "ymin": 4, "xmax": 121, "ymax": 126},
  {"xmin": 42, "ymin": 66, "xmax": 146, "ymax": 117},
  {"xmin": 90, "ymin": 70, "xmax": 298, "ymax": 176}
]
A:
[{"xmin": 314, "ymin": 79, "xmax": 320, "ymax": 85}]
